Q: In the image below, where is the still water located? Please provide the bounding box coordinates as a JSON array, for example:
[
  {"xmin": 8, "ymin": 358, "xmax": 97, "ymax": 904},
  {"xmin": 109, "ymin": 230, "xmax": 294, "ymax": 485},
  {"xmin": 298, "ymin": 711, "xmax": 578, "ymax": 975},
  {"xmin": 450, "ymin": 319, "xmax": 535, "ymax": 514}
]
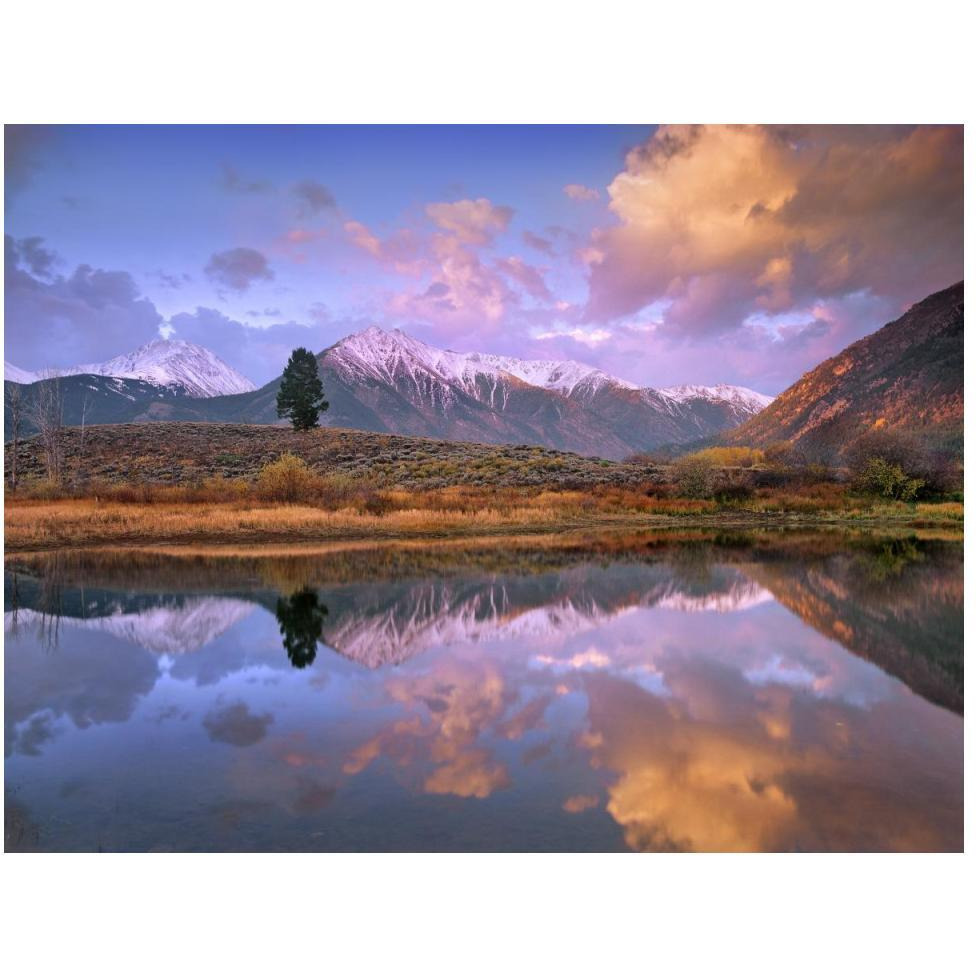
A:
[{"xmin": 4, "ymin": 531, "xmax": 963, "ymax": 852}]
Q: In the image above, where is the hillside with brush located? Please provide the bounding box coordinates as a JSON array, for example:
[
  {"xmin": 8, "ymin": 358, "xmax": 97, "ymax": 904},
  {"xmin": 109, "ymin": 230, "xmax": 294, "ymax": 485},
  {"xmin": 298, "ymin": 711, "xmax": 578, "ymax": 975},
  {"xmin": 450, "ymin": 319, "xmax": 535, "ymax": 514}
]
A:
[{"xmin": 727, "ymin": 282, "xmax": 963, "ymax": 459}]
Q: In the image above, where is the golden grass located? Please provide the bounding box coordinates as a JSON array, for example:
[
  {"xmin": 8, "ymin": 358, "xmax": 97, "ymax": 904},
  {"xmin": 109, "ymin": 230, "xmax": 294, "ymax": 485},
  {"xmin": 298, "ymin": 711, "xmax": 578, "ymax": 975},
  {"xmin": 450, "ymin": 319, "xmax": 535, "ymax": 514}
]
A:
[
  {"xmin": 3, "ymin": 497, "xmax": 631, "ymax": 550},
  {"xmin": 3, "ymin": 489, "xmax": 962, "ymax": 552}
]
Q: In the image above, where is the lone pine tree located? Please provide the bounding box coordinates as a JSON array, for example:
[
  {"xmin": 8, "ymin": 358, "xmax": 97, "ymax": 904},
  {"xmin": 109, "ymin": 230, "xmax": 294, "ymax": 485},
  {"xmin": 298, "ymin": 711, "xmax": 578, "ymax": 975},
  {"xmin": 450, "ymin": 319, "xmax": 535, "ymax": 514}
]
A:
[{"xmin": 276, "ymin": 347, "xmax": 328, "ymax": 430}]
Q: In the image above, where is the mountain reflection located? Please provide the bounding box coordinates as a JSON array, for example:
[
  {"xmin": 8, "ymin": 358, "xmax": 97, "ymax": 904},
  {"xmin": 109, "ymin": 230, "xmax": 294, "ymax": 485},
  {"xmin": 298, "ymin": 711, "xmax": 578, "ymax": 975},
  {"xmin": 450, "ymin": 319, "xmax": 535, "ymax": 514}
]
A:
[
  {"xmin": 4, "ymin": 532, "xmax": 963, "ymax": 851},
  {"xmin": 275, "ymin": 589, "xmax": 328, "ymax": 669}
]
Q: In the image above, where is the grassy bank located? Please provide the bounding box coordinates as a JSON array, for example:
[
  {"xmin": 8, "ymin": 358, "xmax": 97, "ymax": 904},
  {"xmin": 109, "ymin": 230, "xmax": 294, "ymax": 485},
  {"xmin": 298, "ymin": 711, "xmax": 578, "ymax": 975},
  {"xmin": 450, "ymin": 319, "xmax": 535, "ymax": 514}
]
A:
[
  {"xmin": 4, "ymin": 422, "xmax": 962, "ymax": 550},
  {"xmin": 4, "ymin": 492, "xmax": 962, "ymax": 552}
]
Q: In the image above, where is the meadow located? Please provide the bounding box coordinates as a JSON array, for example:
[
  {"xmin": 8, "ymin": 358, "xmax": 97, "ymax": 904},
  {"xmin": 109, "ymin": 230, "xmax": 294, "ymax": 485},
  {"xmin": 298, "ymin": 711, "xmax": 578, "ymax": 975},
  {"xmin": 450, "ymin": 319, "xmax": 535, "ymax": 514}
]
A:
[{"xmin": 4, "ymin": 423, "xmax": 962, "ymax": 551}]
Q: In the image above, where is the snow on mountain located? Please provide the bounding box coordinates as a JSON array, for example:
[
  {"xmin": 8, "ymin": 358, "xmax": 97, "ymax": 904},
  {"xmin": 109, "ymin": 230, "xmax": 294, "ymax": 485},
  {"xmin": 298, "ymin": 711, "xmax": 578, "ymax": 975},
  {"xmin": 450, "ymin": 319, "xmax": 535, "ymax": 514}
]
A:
[
  {"xmin": 64, "ymin": 338, "xmax": 256, "ymax": 398},
  {"xmin": 5, "ymin": 598, "xmax": 257, "ymax": 655},
  {"xmin": 660, "ymin": 383, "xmax": 774, "ymax": 413},
  {"xmin": 330, "ymin": 327, "xmax": 770, "ymax": 404},
  {"xmin": 322, "ymin": 575, "xmax": 776, "ymax": 669},
  {"xmin": 4, "ymin": 361, "xmax": 39, "ymax": 384},
  {"xmin": 331, "ymin": 327, "xmax": 627, "ymax": 398}
]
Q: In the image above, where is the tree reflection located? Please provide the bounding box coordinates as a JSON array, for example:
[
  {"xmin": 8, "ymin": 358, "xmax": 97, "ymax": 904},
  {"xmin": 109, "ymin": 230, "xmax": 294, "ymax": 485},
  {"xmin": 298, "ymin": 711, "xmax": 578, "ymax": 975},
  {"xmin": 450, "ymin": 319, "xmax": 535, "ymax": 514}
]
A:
[{"xmin": 275, "ymin": 588, "xmax": 328, "ymax": 668}]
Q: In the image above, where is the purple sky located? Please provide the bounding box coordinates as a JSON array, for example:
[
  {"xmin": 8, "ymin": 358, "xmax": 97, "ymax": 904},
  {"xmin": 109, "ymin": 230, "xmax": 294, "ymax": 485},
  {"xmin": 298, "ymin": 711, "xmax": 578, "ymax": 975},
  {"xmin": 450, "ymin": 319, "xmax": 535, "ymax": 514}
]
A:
[{"xmin": 4, "ymin": 124, "xmax": 963, "ymax": 393}]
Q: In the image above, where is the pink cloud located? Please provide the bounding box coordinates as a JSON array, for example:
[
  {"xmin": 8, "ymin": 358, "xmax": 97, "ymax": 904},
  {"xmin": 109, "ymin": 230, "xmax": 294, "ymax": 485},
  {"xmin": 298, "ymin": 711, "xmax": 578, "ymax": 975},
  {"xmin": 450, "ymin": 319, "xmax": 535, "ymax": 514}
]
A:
[
  {"xmin": 564, "ymin": 183, "xmax": 601, "ymax": 202},
  {"xmin": 424, "ymin": 197, "xmax": 514, "ymax": 245},
  {"xmin": 343, "ymin": 220, "xmax": 426, "ymax": 275},
  {"xmin": 495, "ymin": 256, "xmax": 552, "ymax": 301}
]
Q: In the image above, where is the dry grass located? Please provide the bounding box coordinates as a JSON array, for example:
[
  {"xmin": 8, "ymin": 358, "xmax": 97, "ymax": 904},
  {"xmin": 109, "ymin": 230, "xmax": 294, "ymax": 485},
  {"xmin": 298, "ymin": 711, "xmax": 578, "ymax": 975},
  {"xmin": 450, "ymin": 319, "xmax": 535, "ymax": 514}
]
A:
[
  {"xmin": 2, "ymin": 497, "xmax": 641, "ymax": 550},
  {"xmin": 4, "ymin": 486, "xmax": 962, "ymax": 552}
]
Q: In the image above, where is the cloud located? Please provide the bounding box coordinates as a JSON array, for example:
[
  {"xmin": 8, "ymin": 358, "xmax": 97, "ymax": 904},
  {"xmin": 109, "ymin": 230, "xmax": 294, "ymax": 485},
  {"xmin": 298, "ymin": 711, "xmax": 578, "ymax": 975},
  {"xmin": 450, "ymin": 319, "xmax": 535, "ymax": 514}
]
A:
[
  {"xmin": 9, "ymin": 235, "xmax": 57, "ymax": 277},
  {"xmin": 203, "ymin": 701, "xmax": 274, "ymax": 747},
  {"xmin": 564, "ymin": 183, "xmax": 600, "ymax": 202},
  {"xmin": 534, "ymin": 326, "xmax": 612, "ymax": 348},
  {"xmin": 149, "ymin": 270, "xmax": 192, "ymax": 290},
  {"xmin": 585, "ymin": 124, "xmax": 963, "ymax": 333},
  {"xmin": 563, "ymin": 793, "xmax": 600, "ymax": 813},
  {"xmin": 4, "ymin": 235, "xmax": 163, "ymax": 369},
  {"xmin": 220, "ymin": 163, "xmax": 271, "ymax": 194},
  {"xmin": 204, "ymin": 247, "xmax": 274, "ymax": 293},
  {"xmin": 344, "ymin": 220, "xmax": 425, "ymax": 275},
  {"xmin": 495, "ymin": 256, "xmax": 552, "ymax": 301},
  {"xmin": 425, "ymin": 197, "xmax": 514, "ymax": 245},
  {"xmin": 389, "ymin": 234, "xmax": 517, "ymax": 335},
  {"xmin": 292, "ymin": 179, "xmax": 336, "ymax": 215},
  {"xmin": 167, "ymin": 306, "xmax": 328, "ymax": 383},
  {"xmin": 5, "ymin": 623, "xmax": 160, "ymax": 756},
  {"xmin": 522, "ymin": 230, "xmax": 555, "ymax": 255},
  {"xmin": 4, "ymin": 125, "xmax": 54, "ymax": 197},
  {"xmin": 342, "ymin": 658, "xmax": 516, "ymax": 800}
]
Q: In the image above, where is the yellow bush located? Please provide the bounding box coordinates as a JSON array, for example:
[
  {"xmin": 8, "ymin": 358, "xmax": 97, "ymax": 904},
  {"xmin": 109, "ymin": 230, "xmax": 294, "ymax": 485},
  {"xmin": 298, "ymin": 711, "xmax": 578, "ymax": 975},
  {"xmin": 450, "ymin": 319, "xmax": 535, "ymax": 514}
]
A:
[
  {"xmin": 681, "ymin": 446, "xmax": 764, "ymax": 468},
  {"xmin": 256, "ymin": 453, "xmax": 317, "ymax": 503}
]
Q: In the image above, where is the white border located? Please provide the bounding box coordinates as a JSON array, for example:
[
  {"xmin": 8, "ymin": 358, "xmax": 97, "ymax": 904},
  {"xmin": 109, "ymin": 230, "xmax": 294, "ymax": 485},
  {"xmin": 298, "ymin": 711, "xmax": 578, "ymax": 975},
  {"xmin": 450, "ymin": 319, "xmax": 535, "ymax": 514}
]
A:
[{"xmin": 1, "ymin": 2, "xmax": 972, "ymax": 974}]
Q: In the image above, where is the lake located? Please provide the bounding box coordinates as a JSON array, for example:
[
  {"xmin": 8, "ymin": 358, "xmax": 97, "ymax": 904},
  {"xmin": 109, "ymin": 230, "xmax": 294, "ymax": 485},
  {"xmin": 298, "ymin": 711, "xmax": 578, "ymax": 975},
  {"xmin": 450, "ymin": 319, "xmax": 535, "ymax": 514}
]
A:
[{"xmin": 4, "ymin": 529, "xmax": 963, "ymax": 852}]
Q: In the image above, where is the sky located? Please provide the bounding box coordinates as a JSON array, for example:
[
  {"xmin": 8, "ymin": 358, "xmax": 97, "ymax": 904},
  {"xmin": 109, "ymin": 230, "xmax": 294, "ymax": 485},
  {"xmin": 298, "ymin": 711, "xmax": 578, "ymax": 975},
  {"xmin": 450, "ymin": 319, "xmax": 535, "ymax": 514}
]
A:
[{"xmin": 4, "ymin": 124, "xmax": 964, "ymax": 394}]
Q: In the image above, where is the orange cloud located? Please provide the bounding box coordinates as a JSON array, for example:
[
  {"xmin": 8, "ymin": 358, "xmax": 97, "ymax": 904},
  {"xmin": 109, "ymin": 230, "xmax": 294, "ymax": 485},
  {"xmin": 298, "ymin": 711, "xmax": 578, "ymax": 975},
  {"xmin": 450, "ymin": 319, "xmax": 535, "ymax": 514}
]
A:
[
  {"xmin": 563, "ymin": 793, "xmax": 600, "ymax": 813},
  {"xmin": 341, "ymin": 659, "xmax": 518, "ymax": 801},
  {"xmin": 586, "ymin": 125, "xmax": 963, "ymax": 332},
  {"xmin": 425, "ymin": 197, "xmax": 514, "ymax": 245},
  {"xmin": 578, "ymin": 669, "xmax": 961, "ymax": 852}
]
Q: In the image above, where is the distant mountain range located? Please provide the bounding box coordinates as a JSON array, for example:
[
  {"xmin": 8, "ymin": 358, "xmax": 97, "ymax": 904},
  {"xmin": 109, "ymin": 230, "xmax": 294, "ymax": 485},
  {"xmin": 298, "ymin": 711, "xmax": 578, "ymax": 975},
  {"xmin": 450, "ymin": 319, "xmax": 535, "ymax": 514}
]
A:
[
  {"xmin": 6, "ymin": 283, "xmax": 962, "ymax": 460},
  {"xmin": 727, "ymin": 281, "xmax": 963, "ymax": 459},
  {"xmin": 4, "ymin": 329, "xmax": 771, "ymax": 459},
  {"xmin": 5, "ymin": 337, "xmax": 255, "ymax": 398}
]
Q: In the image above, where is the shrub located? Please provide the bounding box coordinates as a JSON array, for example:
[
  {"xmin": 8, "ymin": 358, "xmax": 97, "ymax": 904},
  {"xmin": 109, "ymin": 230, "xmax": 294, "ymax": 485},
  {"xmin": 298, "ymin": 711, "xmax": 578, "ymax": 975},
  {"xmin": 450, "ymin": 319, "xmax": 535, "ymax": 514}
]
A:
[
  {"xmin": 845, "ymin": 429, "xmax": 959, "ymax": 495},
  {"xmin": 686, "ymin": 446, "xmax": 764, "ymax": 468},
  {"xmin": 314, "ymin": 472, "xmax": 365, "ymax": 508},
  {"xmin": 854, "ymin": 457, "xmax": 925, "ymax": 502},
  {"xmin": 713, "ymin": 469, "xmax": 755, "ymax": 502},
  {"xmin": 256, "ymin": 453, "xmax": 317, "ymax": 503},
  {"xmin": 762, "ymin": 440, "xmax": 803, "ymax": 469},
  {"xmin": 672, "ymin": 455, "xmax": 718, "ymax": 499}
]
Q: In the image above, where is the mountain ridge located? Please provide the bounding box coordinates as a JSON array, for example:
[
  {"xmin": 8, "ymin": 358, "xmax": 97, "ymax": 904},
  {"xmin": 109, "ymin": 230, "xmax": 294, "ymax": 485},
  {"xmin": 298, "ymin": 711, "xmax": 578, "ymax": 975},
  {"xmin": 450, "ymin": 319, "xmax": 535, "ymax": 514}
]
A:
[
  {"xmin": 5, "ymin": 327, "xmax": 771, "ymax": 458},
  {"xmin": 726, "ymin": 281, "xmax": 964, "ymax": 459},
  {"xmin": 5, "ymin": 338, "xmax": 256, "ymax": 399}
]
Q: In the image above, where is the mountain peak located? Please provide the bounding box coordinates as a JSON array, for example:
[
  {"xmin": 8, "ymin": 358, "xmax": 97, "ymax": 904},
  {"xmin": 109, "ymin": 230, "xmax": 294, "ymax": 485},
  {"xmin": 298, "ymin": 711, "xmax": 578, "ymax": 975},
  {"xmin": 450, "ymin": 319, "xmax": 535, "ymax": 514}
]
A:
[
  {"xmin": 4, "ymin": 361, "xmax": 39, "ymax": 384},
  {"xmin": 13, "ymin": 337, "xmax": 258, "ymax": 399},
  {"xmin": 661, "ymin": 384, "xmax": 775, "ymax": 413}
]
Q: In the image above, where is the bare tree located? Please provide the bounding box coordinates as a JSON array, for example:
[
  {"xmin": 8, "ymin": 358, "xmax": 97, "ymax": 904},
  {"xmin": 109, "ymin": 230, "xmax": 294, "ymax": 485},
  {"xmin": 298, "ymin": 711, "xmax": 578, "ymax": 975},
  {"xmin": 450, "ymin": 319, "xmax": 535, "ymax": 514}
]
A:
[
  {"xmin": 77, "ymin": 386, "xmax": 93, "ymax": 484},
  {"xmin": 29, "ymin": 371, "xmax": 65, "ymax": 486},
  {"xmin": 5, "ymin": 382, "xmax": 23, "ymax": 491}
]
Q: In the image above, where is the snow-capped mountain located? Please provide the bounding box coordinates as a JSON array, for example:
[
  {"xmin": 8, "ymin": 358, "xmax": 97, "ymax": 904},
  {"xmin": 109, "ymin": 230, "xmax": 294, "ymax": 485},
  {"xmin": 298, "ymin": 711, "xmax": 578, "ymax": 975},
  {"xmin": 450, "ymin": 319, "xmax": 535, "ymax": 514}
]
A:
[
  {"xmin": 311, "ymin": 326, "xmax": 772, "ymax": 458},
  {"xmin": 4, "ymin": 326, "xmax": 772, "ymax": 459},
  {"xmin": 4, "ymin": 361, "xmax": 38, "ymax": 384},
  {"xmin": 333, "ymin": 326, "xmax": 636, "ymax": 399},
  {"xmin": 661, "ymin": 384, "xmax": 774, "ymax": 414},
  {"xmin": 65, "ymin": 338, "xmax": 256, "ymax": 398},
  {"xmin": 6, "ymin": 598, "xmax": 256, "ymax": 655}
]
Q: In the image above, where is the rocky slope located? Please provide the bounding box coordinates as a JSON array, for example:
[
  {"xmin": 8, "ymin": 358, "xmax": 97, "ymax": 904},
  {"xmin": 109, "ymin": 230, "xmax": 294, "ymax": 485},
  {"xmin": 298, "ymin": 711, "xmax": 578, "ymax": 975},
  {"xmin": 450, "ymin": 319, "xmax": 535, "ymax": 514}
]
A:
[{"xmin": 727, "ymin": 282, "xmax": 963, "ymax": 459}]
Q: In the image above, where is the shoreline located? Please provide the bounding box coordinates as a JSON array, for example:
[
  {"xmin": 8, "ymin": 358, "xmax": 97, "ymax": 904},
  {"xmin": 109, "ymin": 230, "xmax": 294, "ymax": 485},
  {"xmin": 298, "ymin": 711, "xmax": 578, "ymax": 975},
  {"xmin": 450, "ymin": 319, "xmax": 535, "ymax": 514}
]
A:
[{"xmin": 3, "ymin": 497, "xmax": 963, "ymax": 554}]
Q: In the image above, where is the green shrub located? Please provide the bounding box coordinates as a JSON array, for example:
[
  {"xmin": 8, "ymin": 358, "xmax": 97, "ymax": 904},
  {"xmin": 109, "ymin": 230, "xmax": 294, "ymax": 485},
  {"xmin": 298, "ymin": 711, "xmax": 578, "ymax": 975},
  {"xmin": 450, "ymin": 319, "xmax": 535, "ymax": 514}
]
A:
[{"xmin": 854, "ymin": 457, "xmax": 925, "ymax": 502}]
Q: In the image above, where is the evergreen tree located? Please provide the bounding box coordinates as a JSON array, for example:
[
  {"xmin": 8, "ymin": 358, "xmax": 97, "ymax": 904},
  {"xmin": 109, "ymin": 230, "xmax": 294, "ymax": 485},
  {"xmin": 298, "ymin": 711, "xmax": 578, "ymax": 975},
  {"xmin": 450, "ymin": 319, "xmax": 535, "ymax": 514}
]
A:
[
  {"xmin": 276, "ymin": 347, "xmax": 328, "ymax": 430},
  {"xmin": 275, "ymin": 588, "xmax": 328, "ymax": 669}
]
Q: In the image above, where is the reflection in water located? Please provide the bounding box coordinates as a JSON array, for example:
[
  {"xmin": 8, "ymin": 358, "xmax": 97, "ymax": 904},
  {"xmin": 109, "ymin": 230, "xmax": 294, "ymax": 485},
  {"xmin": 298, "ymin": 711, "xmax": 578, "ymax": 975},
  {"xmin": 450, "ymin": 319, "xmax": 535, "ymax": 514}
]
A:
[
  {"xmin": 276, "ymin": 589, "xmax": 328, "ymax": 669},
  {"xmin": 3, "ymin": 530, "xmax": 963, "ymax": 852}
]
